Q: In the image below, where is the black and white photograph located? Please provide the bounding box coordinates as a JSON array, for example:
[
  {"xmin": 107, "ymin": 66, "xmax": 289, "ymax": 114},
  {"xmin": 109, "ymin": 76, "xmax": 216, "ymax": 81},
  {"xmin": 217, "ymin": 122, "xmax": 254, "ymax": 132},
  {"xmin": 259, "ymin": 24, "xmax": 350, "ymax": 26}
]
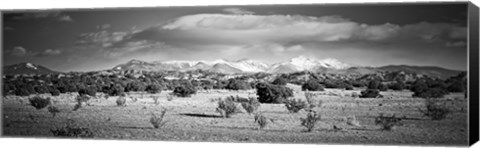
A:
[{"xmin": 1, "ymin": 1, "xmax": 479, "ymax": 147}]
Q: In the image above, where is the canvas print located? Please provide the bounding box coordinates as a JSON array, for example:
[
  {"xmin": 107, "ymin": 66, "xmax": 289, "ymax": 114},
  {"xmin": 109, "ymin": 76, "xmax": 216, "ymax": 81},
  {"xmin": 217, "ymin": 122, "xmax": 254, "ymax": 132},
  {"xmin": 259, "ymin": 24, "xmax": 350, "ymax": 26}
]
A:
[{"xmin": 1, "ymin": 2, "xmax": 475, "ymax": 146}]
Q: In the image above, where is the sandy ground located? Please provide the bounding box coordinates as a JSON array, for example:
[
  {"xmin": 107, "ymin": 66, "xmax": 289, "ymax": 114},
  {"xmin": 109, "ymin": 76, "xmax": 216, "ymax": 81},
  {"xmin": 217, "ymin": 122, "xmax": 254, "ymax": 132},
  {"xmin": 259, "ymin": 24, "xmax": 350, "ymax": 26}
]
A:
[{"xmin": 1, "ymin": 88, "xmax": 469, "ymax": 146}]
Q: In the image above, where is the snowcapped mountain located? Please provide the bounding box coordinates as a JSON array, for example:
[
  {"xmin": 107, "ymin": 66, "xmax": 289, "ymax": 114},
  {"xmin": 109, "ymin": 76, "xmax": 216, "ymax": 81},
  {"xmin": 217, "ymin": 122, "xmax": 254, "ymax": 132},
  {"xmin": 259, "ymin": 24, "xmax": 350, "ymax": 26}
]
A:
[
  {"xmin": 3, "ymin": 62, "xmax": 58, "ymax": 75},
  {"xmin": 267, "ymin": 56, "xmax": 352, "ymax": 73},
  {"xmin": 112, "ymin": 56, "xmax": 352, "ymax": 74}
]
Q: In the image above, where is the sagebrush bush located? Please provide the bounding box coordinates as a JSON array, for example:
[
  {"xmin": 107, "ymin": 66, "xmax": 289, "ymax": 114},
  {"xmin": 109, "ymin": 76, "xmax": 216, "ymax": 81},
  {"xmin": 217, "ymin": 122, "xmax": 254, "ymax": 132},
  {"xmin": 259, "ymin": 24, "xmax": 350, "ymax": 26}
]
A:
[
  {"xmin": 51, "ymin": 119, "xmax": 94, "ymax": 138},
  {"xmin": 150, "ymin": 109, "xmax": 168, "ymax": 128},
  {"xmin": 413, "ymin": 88, "xmax": 447, "ymax": 99},
  {"xmin": 374, "ymin": 114, "xmax": 402, "ymax": 131},
  {"xmin": 241, "ymin": 97, "xmax": 260, "ymax": 115},
  {"xmin": 284, "ymin": 98, "xmax": 308, "ymax": 113},
  {"xmin": 300, "ymin": 110, "xmax": 321, "ymax": 132},
  {"xmin": 256, "ymin": 82, "xmax": 293, "ymax": 103},
  {"xmin": 254, "ymin": 113, "xmax": 268, "ymax": 130},
  {"xmin": 116, "ymin": 94, "xmax": 127, "ymax": 106},
  {"xmin": 173, "ymin": 85, "xmax": 197, "ymax": 97},
  {"xmin": 152, "ymin": 96, "xmax": 160, "ymax": 105},
  {"xmin": 359, "ymin": 89, "xmax": 381, "ymax": 98},
  {"xmin": 216, "ymin": 97, "xmax": 240, "ymax": 118},
  {"xmin": 272, "ymin": 77, "xmax": 288, "ymax": 85},
  {"xmin": 48, "ymin": 106, "xmax": 61, "ymax": 117},
  {"xmin": 145, "ymin": 84, "xmax": 162, "ymax": 94},
  {"xmin": 50, "ymin": 88, "xmax": 61, "ymax": 96},
  {"xmin": 301, "ymin": 80, "xmax": 324, "ymax": 91},
  {"xmin": 28, "ymin": 96, "xmax": 51, "ymax": 110},
  {"xmin": 419, "ymin": 99, "xmax": 451, "ymax": 120},
  {"xmin": 225, "ymin": 79, "xmax": 250, "ymax": 90}
]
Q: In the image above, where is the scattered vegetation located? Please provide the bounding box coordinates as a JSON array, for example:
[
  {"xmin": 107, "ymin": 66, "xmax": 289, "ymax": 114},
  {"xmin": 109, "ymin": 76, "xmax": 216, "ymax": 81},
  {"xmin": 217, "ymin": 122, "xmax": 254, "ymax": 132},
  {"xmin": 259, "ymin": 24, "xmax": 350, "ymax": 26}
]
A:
[
  {"xmin": 301, "ymin": 80, "xmax": 324, "ymax": 91},
  {"xmin": 116, "ymin": 94, "xmax": 127, "ymax": 106},
  {"xmin": 173, "ymin": 83, "xmax": 197, "ymax": 97},
  {"xmin": 254, "ymin": 113, "xmax": 268, "ymax": 130},
  {"xmin": 51, "ymin": 119, "xmax": 94, "ymax": 138},
  {"xmin": 419, "ymin": 99, "xmax": 451, "ymax": 120},
  {"xmin": 300, "ymin": 110, "xmax": 322, "ymax": 132},
  {"xmin": 374, "ymin": 113, "xmax": 403, "ymax": 131},
  {"xmin": 47, "ymin": 106, "xmax": 61, "ymax": 117},
  {"xmin": 284, "ymin": 98, "xmax": 308, "ymax": 113},
  {"xmin": 28, "ymin": 96, "xmax": 51, "ymax": 110},
  {"xmin": 145, "ymin": 84, "xmax": 162, "ymax": 94},
  {"xmin": 216, "ymin": 97, "xmax": 240, "ymax": 118},
  {"xmin": 359, "ymin": 89, "xmax": 381, "ymax": 98},
  {"xmin": 240, "ymin": 97, "xmax": 260, "ymax": 115},
  {"xmin": 150, "ymin": 109, "xmax": 168, "ymax": 128},
  {"xmin": 152, "ymin": 96, "xmax": 160, "ymax": 105},
  {"xmin": 256, "ymin": 82, "xmax": 293, "ymax": 103}
]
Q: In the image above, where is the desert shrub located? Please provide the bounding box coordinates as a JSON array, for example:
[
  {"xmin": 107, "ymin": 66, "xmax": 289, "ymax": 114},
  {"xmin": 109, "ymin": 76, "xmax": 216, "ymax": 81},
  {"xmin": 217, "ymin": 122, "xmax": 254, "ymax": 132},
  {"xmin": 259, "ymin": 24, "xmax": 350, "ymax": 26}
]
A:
[
  {"xmin": 216, "ymin": 97, "xmax": 240, "ymax": 118},
  {"xmin": 447, "ymin": 81, "xmax": 465, "ymax": 93},
  {"xmin": 389, "ymin": 81, "xmax": 405, "ymax": 91},
  {"xmin": 145, "ymin": 84, "xmax": 162, "ymax": 94},
  {"xmin": 51, "ymin": 119, "xmax": 94, "ymax": 138},
  {"xmin": 103, "ymin": 84, "xmax": 124, "ymax": 96},
  {"xmin": 166, "ymin": 94, "xmax": 174, "ymax": 101},
  {"xmin": 284, "ymin": 98, "xmax": 308, "ymax": 113},
  {"xmin": 359, "ymin": 89, "xmax": 381, "ymax": 98},
  {"xmin": 241, "ymin": 97, "xmax": 260, "ymax": 115},
  {"xmin": 50, "ymin": 88, "xmax": 61, "ymax": 96},
  {"xmin": 116, "ymin": 94, "xmax": 127, "ymax": 106},
  {"xmin": 150, "ymin": 109, "xmax": 168, "ymax": 128},
  {"xmin": 78, "ymin": 87, "xmax": 96, "ymax": 97},
  {"xmin": 374, "ymin": 114, "xmax": 402, "ymax": 131},
  {"xmin": 368, "ymin": 80, "xmax": 381, "ymax": 89},
  {"xmin": 47, "ymin": 106, "xmax": 61, "ymax": 117},
  {"xmin": 173, "ymin": 84, "xmax": 197, "ymax": 97},
  {"xmin": 413, "ymin": 88, "xmax": 447, "ymax": 99},
  {"xmin": 256, "ymin": 82, "xmax": 293, "ymax": 103},
  {"xmin": 152, "ymin": 96, "xmax": 160, "ymax": 105},
  {"xmin": 345, "ymin": 85, "xmax": 354, "ymax": 90},
  {"xmin": 378, "ymin": 84, "xmax": 388, "ymax": 91},
  {"xmin": 35, "ymin": 86, "xmax": 50, "ymax": 94},
  {"xmin": 300, "ymin": 110, "xmax": 322, "ymax": 132},
  {"xmin": 272, "ymin": 77, "xmax": 288, "ymax": 85},
  {"xmin": 125, "ymin": 81, "xmax": 146, "ymax": 92},
  {"xmin": 28, "ymin": 96, "xmax": 51, "ymax": 110},
  {"xmin": 301, "ymin": 80, "xmax": 324, "ymax": 91},
  {"xmin": 419, "ymin": 99, "xmax": 451, "ymax": 120},
  {"xmin": 225, "ymin": 79, "xmax": 249, "ymax": 90},
  {"xmin": 254, "ymin": 113, "xmax": 268, "ymax": 130},
  {"xmin": 15, "ymin": 86, "xmax": 32, "ymax": 96}
]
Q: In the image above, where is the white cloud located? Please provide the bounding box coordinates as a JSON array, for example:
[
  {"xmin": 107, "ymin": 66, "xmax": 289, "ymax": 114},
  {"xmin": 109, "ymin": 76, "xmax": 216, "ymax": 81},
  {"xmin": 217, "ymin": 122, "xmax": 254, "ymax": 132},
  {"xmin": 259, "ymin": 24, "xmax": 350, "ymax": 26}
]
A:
[
  {"xmin": 7, "ymin": 46, "xmax": 38, "ymax": 57},
  {"xmin": 158, "ymin": 14, "xmax": 466, "ymax": 45},
  {"xmin": 96, "ymin": 24, "xmax": 111, "ymax": 30},
  {"xmin": 222, "ymin": 8, "xmax": 255, "ymax": 15},
  {"xmin": 42, "ymin": 49, "xmax": 62, "ymax": 56}
]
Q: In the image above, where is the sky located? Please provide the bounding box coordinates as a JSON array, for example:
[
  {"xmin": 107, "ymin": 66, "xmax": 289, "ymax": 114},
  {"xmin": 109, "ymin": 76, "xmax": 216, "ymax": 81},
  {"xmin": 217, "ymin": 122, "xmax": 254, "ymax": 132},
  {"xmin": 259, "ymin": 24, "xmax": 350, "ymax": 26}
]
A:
[{"xmin": 2, "ymin": 3, "xmax": 469, "ymax": 72}]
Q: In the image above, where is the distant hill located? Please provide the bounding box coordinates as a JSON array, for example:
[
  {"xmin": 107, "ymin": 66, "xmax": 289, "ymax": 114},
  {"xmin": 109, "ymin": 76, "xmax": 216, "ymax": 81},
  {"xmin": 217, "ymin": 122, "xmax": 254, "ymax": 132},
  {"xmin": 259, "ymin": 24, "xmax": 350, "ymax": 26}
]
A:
[
  {"xmin": 111, "ymin": 57, "xmax": 464, "ymax": 80},
  {"xmin": 378, "ymin": 65, "xmax": 463, "ymax": 80},
  {"xmin": 3, "ymin": 62, "xmax": 58, "ymax": 75}
]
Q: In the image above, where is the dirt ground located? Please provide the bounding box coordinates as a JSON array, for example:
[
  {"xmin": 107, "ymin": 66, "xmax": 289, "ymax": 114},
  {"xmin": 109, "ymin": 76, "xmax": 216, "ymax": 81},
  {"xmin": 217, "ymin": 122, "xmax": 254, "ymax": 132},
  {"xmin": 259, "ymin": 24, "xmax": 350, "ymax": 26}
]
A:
[{"xmin": 1, "ymin": 87, "xmax": 469, "ymax": 146}]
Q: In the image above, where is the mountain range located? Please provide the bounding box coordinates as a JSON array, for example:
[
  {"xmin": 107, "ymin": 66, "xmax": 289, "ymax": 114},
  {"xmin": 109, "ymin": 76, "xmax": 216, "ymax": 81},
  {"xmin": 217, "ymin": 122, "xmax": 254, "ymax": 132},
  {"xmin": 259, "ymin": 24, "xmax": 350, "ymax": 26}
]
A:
[
  {"xmin": 2, "ymin": 56, "xmax": 464, "ymax": 79},
  {"xmin": 3, "ymin": 62, "xmax": 58, "ymax": 75},
  {"xmin": 111, "ymin": 56, "xmax": 463, "ymax": 79}
]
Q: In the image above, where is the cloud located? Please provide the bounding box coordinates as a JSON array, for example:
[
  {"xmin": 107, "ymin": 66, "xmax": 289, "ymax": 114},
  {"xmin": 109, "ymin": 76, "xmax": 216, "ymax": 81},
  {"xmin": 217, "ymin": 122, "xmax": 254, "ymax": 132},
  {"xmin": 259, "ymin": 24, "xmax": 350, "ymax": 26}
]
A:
[
  {"xmin": 41, "ymin": 49, "xmax": 62, "ymax": 56},
  {"xmin": 144, "ymin": 14, "xmax": 466, "ymax": 47},
  {"xmin": 222, "ymin": 8, "xmax": 255, "ymax": 15},
  {"xmin": 12, "ymin": 12, "xmax": 73, "ymax": 22},
  {"xmin": 96, "ymin": 24, "xmax": 112, "ymax": 30},
  {"xmin": 6, "ymin": 46, "xmax": 38, "ymax": 57},
  {"xmin": 77, "ymin": 31, "xmax": 129, "ymax": 47}
]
